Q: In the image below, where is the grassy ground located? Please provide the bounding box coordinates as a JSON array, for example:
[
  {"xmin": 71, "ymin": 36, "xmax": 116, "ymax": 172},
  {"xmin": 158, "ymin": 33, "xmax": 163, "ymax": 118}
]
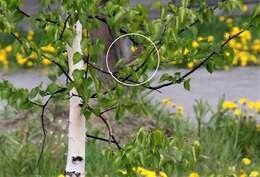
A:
[{"xmin": 0, "ymin": 98, "xmax": 260, "ymax": 177}]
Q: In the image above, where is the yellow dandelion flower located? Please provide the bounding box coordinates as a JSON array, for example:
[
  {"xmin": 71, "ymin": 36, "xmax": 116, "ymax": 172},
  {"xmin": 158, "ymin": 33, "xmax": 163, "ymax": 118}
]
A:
[
  {"xmin": 172, "ymin": 103, "xmax": 177, "ymax": 109},
  {"xmin": 58, "ymin": 175, "xmax": 64, "ymax": 177},
  {"xmin": 27, "ymin": 61, "xmax": 33, "ymax": 67},
  {"xmin": 248, "ymin": 102, "xmax": 255, "ymax": 109},
  {"xmin": 250, "ymin": 55, "xmax": 257, "ymax": 64},
  {"xmin": 162, "ymin": 98, "xmax": 171, "ymax": 106},
  {"xmin": 183, "ymin": 48, "xmax": 189, "ymax": 55},
  {"xmin": 177, "ymin": 106, "xmax": 184, "ymax": 116},
  {"xmin": 231, "ymin": 27, "xmax": 240, "ymax": 36},
  {"xmin": 224, "ymin": 32, "xmax": 231, "ymax": 40},
  {"xmin": 250, "ymin": 170, "xmax": 259, "ymax": 177},
  {"xmin": 233, "ymin": 109, "xmax": 242, "ymax": 117},
  {"xmin": 207, "ymin": 35, "xmax": 214, "ymax": 42},
  {"xmin": 187, "ymin": 61, "xmax": 194, "ymax": 69},
  {"xmin": 242, "ymin": 5, "xmax": 248, "ymax": 13},
  {"xmin": 159, "ymin": 171, "xmax": 168, "ymax": 177},
  {"xmin": 239, "ymin": 98, "xmax": 247, "ymax": 105},
  {"xmin": 28, "ymin": 29, "xmax": 34, "ymax": 36},
  {"xmin": 226, "ymin": 18, "xmax": 233, "ymax": 24},
  {"xmin": 29, "ymin": 52, "xmax": 37, "ymax": 60},
  {"xmin": 41, "ymin": 44, "xmax": 56, "ymax": 53},
  {"xmin": 252, "ymin": 40, "xmax": 260, "ymax": 52},
  {"xmin": 243, "ymin": 45, "xmax": 248, "ymax": 50},
  {"xmin": 240, "ymin": 60, "xmax": 247, "ymax": 67},
  {"xmin": 242, "ymin": 158, "xmax": 251, "ymax": 166},
  {"xmin": 235, "ymin": 42, "xmax": 242, "ymax": 49},
  {"xmin": 255, "ymin": 101, "xmax": 260, "ymax": 113},
  {"xmin": 27, "ymin": 35, "xmax": 33, "ymax": 41},
  {"xmin": 5, "ymin": 45, "xmax": 13, "ymax": 53},
  {"xmin": 16, "ymin": 53, "xmax": 27, "ymax": 65},
  {"xmin": 117, "ymin": 169, "xmax": 127, "ymax": 175},
  {"xmin": 240, "ymin": 30, "xmax": 251, "ymax": 41},
  {"xmin": 135, "ymin": 167, "xmax": 156, "ymax": 177},
  {"xmin": 219, "ymin": 15, "xmax": 225, "ymax": 22},
  {"xmin": 0, "ymin": 49, "xmax": 8, "ymax": 65},
  {"xmin": 42, "ymin": 58, "xmax": 52, "ymax": 65},
  {"xmin": 192, "ymin": 41, "xmax": 199, "ymax": 48},
  {"xmin": 189, "ymin": 172, "xmax": 200, "ymax": 177},
  {"xmin": 232, "ymin": 58, "xmax": 238, "ymax": 65},
  {"xmin": 222, "ymin": 101, "xmax": 237, "ymax": 110}
]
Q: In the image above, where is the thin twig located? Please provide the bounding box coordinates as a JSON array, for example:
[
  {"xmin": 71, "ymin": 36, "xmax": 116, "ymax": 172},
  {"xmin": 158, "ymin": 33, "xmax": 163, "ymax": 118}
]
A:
[
  {"xmin": 87, "ymin": 60, "xmax": 161, "ymax": 93},
  {"xmin": 37, "ymin": 88, "xmax": 67, "ymax": 166},
  {"xmin": 42, "ymin": 54, "xmax": 72, "ymax": 82},
  {"xmin": 100, "ymin": 106, "xmax": 117, "ymax": 115},
  {"xmin": 86, "ymin": 105, "xmax": 122, "ymax": 149},
  {"xmin": 86, "ymin": 133, "xmax": 121, "ymax": 147},
  {"xmin": 151, "ymin": 26, "xmax": 252, "ymax": 90},
  {"xmin": 10, "ymin": 32, "xmax": 23, "ymax": 44},
  {"xmin": 59, "ymin": 14, "xmax": 71, "ymax": 40},
  {"xmin": 37, "ymin": 95, "xmax": 52, "ymax": 166},
  {"xmin": 178, "ymin": 0, "xmax": 227, "ymax": 35},
  {"xmin": 16, "ymin": 7, "xmax": 58, "ymax": 24},
  {"xmin": 10, "ymin": 32, "xmax": 72, "ymax": 83}
]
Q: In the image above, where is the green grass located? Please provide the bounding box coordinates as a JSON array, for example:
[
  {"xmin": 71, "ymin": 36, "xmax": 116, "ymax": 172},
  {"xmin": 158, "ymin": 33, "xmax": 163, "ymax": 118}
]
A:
[{"xmin": 0, "ymin": 99, "xmax": 260, "ymax": 177}]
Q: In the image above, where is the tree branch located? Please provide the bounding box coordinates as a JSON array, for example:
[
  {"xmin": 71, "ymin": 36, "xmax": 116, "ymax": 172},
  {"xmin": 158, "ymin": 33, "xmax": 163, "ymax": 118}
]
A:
[
  {"xmin": 37, "ymin": 88, "xmax": 67, "ymax": 166},
  {"xmin": 16, "ymin": 7, "xmax": 58, "ymax": 24},
  {"xmin": 86, "ymin": 105, "xmax": 122, "ymax": 149},
  {"xmin": 151, "ymin": 26, "xmax": 252, "ymax": 90},
  {"xmin": 86, "ymin": 133, "xmax": 121, "ymax": 147},
  {"xmin": 86, "ymin": 59, "xmax": 161, "ymax": 93},
  {"xmin": 59, "ymin": 14, "xmax": 71, "ymax": 41}
]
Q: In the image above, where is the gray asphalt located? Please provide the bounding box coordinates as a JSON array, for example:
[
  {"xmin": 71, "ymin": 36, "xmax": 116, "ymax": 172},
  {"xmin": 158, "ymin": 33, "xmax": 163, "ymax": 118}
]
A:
[
  {"xmin": 151, "ymin": 67, "xmax": 260, "ymax": 116},
  {"xmin": 1, "ymin": 67, "xmax": 260, "ymax": 116}
]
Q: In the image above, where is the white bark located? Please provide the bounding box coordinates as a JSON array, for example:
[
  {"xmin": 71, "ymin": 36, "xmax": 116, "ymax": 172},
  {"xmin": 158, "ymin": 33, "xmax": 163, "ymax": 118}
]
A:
[{"xmin": 65, "ymin": 21, "xmax": 86, "ymax": 177}]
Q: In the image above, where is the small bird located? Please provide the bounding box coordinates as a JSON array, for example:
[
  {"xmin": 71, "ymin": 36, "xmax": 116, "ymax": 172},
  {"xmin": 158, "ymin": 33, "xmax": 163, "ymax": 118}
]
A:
[{"xmin": 115, "ymin": 44, "xmax": 144, "ymax": 70}]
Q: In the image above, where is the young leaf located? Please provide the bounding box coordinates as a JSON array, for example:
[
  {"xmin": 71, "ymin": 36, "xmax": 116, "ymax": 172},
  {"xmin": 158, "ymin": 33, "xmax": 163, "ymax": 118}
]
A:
[
  {"xmin": 206, "ymin": 62, "xmax": 214, "ymax": 73},
  {"xmin": 183, "ymin": 78, "xmax": 191, "ymax": 91},
  {"xmin": 73, "ymin": 52, "xmax": 82, "ymax": 64}
]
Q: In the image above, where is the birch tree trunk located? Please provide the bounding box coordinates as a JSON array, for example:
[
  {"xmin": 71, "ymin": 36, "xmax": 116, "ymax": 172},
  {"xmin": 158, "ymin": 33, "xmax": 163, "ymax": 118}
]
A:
[{"xmin": 65, "ymin": 21, "xmax": 86, "ymax": 177}]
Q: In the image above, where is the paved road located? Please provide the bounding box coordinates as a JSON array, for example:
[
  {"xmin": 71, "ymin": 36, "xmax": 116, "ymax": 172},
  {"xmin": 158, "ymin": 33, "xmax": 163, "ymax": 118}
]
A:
[
  {"xmin": 151, "ymin": 67, "xmax": 260, "ymax": 116},
  {"xmin": 1, "ymin": 67, "xmax": 260, "ymax": 116}
]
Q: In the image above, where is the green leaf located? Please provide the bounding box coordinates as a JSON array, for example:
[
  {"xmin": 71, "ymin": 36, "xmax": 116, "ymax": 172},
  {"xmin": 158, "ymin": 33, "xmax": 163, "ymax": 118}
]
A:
[
  {"xmin": 73, "ymin": 52, "xmax": 82, "ymax": 64},
  {"xmin": 179, "ymin": 7, "xmax": 186, "ymax": 23},
  {"xmin": 115, "ymin": 105, "xmax": 124, "ymax": 121},
  {"xmin": 160, "ymin": 73, "xmax": 175, "ymax": 82},
  {"xmin": 252, "ymin": 4, "xmax": 260, "ymax": 18},
  {"xmin": 63, "ymin": 29, "xmax": 74, "ymax": 45},
  {"xmin": 47, "ymin": 83, "xmax": 59, "ymax": 93},
  {"xmin": 72, "ymin": 69, "xmax": 85, "ymax": 81},
  {"xmin": 152, "ymin": 1, "xmax": 163, "ymax": 9},
  {"xmin": 206, "ymin": 62, "xmax": 214, "ymax": 73},
  {"xmin": 41, "ymin": 0, "xmax": 50, "ymax": 8},
  {"xmin": 93, "ymin": 108, "xmax": 101, "ymax": 116},
  {"xmin": 183, "ymin": 78, "xmax": 191, "ymax": 91}
]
